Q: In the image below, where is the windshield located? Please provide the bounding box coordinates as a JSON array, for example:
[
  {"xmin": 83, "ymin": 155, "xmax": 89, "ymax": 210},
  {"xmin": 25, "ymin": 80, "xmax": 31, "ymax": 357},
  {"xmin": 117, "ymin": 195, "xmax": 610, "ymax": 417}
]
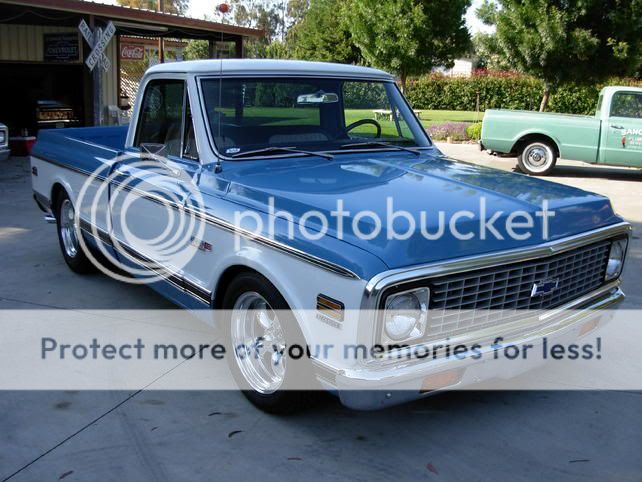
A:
[{"xmin": 200, "ymin": 77, "xmax": 430, "ymax": 157}]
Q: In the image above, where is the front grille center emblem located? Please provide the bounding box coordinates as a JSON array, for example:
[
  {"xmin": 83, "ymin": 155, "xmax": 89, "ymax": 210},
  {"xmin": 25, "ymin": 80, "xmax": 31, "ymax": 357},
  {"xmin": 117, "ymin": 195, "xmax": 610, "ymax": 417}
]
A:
[{"xmin": 531, "ymin": 278, "xmax": 560, "ymax": 297}]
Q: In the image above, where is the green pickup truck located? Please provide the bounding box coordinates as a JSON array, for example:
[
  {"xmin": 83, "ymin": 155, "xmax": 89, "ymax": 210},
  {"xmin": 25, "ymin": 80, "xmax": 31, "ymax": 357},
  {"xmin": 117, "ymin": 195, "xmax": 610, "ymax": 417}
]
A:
[{"xmin": 480, "ymin": 86, "xmax": 642, "ymax": 175}]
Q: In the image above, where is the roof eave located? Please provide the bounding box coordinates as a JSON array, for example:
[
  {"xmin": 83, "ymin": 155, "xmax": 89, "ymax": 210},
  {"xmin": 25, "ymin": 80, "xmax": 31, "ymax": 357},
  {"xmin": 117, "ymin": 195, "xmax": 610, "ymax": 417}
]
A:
[{"xmin": 0, "ymin": 0, "xmax": 265, "ymax": 38}]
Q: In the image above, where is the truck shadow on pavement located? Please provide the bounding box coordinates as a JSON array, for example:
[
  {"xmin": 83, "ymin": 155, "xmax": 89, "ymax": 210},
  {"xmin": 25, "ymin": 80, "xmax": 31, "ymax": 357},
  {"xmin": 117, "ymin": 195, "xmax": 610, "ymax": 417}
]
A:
[{"xmin": 543, "ymin": 165, "xmax": 642, "ymax": 181}]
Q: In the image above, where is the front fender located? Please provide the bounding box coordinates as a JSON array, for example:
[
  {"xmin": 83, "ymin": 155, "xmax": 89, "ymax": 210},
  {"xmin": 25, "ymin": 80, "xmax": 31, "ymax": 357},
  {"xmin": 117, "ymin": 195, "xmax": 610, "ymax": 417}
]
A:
[{"xmin": 209, "ymin": 244, "xmax": 368, "ymax": 348}]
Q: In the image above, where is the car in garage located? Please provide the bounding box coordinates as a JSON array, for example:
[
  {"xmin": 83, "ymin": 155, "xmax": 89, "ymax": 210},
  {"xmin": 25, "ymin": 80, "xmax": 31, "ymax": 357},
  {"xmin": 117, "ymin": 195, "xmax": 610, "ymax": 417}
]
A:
[
  {"xmin": 30, "ymin": 60, "xmax": 631, "ymax": 412},
  {"xmin": 35, "ymin": 100, "xmax": 81, "ymax": 131},
  {"xmin": 481, "ymin": 86, "xmax": 642, "ymax": 175}
]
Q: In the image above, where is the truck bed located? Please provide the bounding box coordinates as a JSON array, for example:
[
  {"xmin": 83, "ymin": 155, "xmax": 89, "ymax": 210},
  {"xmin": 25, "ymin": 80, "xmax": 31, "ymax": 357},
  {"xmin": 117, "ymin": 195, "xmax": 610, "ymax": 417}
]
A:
[
  {"xmin": 30, "ymin": 125, "xmax": 129, "ymax": 206},
  {"xmin": 31, "ymin": 125, "xmax": 128, "ymax": 173},
  {"xmin": 481, "ymin": 109, "xmax": 601, "ymax": 163},
  {"xmin": 37, "ymin": 125, "xmax": 128, "ymax": 151},
  {"xmin": 486, "ymin": 109, "xmax": 594, "ymax": 120}
]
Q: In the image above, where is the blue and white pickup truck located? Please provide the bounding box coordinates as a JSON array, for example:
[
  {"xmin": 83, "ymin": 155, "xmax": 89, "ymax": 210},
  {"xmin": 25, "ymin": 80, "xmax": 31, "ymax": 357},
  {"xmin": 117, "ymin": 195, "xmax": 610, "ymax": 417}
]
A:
[{"xmin": 31, "ymin": 60, "xmax": 630, "ymax": 412}]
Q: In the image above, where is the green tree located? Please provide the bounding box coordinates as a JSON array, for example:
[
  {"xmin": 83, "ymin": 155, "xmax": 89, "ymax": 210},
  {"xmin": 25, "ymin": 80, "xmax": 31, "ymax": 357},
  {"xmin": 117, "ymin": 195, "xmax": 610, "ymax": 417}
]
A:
[
  {"xmin": 345, "ymin": 0, "xmax": 471, "ymax": 91},
  {"xmin": 263, "ymin": 40, "xmax": 291, "ymax": 59},
  {"xmin": 220, "ymin": 0, "xmax": 286, "ymax": 58},
  {"xmin": 287, "ymin": 0, "xmax": 310, "ymax": 27},
  {"xmin": 472, "ymin": 32, "xmax": 511, "ymax": 70},
  {"xmin": 229, "ymin": 0, "xmax": 284, "ymax": 39},
  {"xmin": 477, "ymin": 0, "xmax": 642, "ymax": 111},
  {"xmin": 288, "ymin": 0, "xmax": 361, "ymax": 63},
  {"xmin": 117, "ymin": 0, "xmax": 188, "ymax": 15},
  {"xmin": 183, "ymin": 40, "xmax": 209, "ymax": 60},
  {"xmin": 204, "ymin": 0, "xmax": 307, "ymax": 59}
]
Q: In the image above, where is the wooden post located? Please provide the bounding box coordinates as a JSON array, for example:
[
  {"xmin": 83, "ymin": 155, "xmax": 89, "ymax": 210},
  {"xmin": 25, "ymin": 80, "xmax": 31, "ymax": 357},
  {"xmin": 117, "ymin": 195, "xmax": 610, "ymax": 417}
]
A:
[
  {"xmin": 476, "ymin": 90, "xmax": 480, "ymax": 122},
  {"xmin": 90, "ymin": 15, "xmax": 102, "ymax": 126},
  {"xmin": 82, "ymin": 16, "xmax": 93, "ymax": 127},
  {"xmin": 234, "ymin": 36, "xmax": 243, "ymax": 58},
  {"xmin": 116, "ymin": 34, "xmax": 122, "ymax": 105},
  {"xmin": 208, "ymin": 38, "xmax": 215, "ymax": 58},
  {"xmin": 157, "ymin": 0, "xmax": 164, "ymax": 63},
  {"xmin": 158, "ymin": 37, "xmax": 164, "ymax": 63}
]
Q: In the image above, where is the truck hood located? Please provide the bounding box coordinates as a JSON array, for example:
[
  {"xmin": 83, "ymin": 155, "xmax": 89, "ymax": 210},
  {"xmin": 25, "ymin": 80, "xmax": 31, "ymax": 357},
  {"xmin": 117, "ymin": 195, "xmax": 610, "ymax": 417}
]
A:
[{"xmin": 218, "ymin": 152, "xmax": 619, "ymax": 270}]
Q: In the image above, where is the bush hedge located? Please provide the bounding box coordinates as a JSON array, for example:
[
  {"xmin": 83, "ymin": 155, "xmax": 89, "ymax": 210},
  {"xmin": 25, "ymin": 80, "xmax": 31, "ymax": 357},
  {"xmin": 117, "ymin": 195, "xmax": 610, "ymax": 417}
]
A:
[
  {"xmin": 466, "ymin": 122, "xmax": 482, "ymax": 140},
  {"xmin": 405, "ymin": 72, "xmax": 642, "ymax": 115}
]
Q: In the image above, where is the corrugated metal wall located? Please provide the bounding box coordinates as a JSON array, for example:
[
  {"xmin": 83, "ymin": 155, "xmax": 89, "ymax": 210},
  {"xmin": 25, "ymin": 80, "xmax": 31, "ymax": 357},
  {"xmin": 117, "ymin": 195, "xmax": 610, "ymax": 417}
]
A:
[{"xmin": 0, "ymin": 25, "xmax": 81, "ymax": 62}]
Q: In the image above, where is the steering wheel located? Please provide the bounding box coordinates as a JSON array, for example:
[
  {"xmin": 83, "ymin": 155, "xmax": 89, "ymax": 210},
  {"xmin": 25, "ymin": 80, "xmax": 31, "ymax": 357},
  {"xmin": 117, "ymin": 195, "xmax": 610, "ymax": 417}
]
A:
[{"xmin": 346, "ymin": 118, "xmax": 382, "ymax": 138}]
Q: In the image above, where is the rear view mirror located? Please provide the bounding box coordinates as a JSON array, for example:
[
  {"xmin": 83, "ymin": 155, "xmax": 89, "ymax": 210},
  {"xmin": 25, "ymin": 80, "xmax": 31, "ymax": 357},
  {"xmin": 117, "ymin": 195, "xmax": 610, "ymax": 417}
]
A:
[{"xmin": 297, "ymin": 91, "xmax": 339, "ymax": 104}]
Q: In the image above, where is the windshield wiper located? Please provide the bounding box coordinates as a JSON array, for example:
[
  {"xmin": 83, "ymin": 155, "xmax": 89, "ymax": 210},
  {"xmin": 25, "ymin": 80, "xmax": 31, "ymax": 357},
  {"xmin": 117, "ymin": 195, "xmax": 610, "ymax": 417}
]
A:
[
  {"xmin": 338, "ymin": 141, "xmax": 421, "ymax": 156},
  {"xmin": 231, "ymin": 146, "xmax": 334, "ymax": 160}
]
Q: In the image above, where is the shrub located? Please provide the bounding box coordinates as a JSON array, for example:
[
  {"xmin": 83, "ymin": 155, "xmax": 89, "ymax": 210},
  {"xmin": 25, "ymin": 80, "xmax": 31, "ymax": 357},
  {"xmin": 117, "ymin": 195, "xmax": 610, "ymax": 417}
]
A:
[
  {"xmin": 466, "ymin": 122, "xmax": 482, "ymax": 140},
  {"xmin": 406, "ymin": 73, "xmax": 542, "ymax": 112},
  {"xmin": 405, "ymin": 72, "xmax": 642, "ymax": 115},
  {"xmin": 427, "ymin": 122, "xmax": 471, "ymax": 141}
]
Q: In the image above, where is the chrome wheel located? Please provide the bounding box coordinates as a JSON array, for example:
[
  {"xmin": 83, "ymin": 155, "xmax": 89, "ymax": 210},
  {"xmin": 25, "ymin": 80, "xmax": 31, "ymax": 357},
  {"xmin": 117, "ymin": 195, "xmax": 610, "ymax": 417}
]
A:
[
  {"xmin": 59, "ymin": 199, "xmax": 79, "ymax": 258},
  {"xmin": 523, "ymin": 143, "xmax": 554, "ymax": 173},
  {"xmin": 231, "ymin": 292, "xmax": 287, "ymax": 394}
]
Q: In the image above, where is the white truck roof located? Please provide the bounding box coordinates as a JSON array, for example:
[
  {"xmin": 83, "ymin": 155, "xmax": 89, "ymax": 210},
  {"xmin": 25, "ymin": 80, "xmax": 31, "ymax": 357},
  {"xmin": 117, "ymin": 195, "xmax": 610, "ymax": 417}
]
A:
[
  {"xmin": 600, "ymin": 85, "xmax": 642, "ymax": 96},
  {"xmin": 146, "ymin": 59, "xmax": 394, "ymax": 80}
]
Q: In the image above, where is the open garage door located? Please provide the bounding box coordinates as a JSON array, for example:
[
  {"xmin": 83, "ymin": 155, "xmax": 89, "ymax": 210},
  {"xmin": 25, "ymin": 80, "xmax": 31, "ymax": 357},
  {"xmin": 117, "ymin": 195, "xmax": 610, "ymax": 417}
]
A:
[{"xmin": 0, "ymin": 63, "xmax": 86, "ymax": 137}]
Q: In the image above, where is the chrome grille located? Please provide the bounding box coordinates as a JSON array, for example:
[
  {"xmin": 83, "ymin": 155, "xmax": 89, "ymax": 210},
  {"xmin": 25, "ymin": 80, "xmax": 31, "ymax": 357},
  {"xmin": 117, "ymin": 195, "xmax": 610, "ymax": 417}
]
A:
[{"xmin": 425, "ymin": 240, "xmax": 611, "ymax": 339}]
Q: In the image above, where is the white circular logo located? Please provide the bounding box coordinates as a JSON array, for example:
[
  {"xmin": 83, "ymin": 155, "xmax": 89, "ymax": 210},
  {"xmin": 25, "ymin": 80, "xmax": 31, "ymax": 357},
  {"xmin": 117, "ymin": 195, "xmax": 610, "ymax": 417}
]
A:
[{"xmin": 75, "ymin": 152, "xmax": 207, "ymax": 285}]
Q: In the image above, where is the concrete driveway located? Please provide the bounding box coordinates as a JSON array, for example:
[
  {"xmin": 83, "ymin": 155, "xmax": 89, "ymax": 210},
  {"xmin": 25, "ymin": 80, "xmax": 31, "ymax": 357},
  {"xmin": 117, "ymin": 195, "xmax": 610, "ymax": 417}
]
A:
[{"xmin": 1, "ymin": 149, "xmax": 641, "ymax": 481}]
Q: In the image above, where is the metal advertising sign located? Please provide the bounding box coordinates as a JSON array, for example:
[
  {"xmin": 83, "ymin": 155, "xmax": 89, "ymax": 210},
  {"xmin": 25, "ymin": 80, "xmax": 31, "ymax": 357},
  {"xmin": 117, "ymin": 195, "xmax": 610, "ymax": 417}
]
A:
[
  {"xmin": 120, "ymin": 44, "xmax": 145, "ymax": 61},
  {"xmin": 43, "ymin": 33, "xmax": 80, "ymax": 62}
]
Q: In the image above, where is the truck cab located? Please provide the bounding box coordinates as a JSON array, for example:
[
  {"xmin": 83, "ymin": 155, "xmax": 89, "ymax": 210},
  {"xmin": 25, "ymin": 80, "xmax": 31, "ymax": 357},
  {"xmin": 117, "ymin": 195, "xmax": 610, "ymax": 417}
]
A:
[{"xmin": 597, "ymin": 86, "xmax": 642, "ymax": 166}]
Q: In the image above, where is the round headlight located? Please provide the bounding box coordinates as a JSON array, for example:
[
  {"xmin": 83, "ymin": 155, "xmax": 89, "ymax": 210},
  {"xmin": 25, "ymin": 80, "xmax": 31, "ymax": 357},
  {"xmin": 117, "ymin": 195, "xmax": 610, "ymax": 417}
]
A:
[
  {"xmin": 605, "ymin": 239, "xmax": 627, "ymax": 281},
  {"xmin": 383, "ymin": 289, "xmax": 428, "ymax": 342}
]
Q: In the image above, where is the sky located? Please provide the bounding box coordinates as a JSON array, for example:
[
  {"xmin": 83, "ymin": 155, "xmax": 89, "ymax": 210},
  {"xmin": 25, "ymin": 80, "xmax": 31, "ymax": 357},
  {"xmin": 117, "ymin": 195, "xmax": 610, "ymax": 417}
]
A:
[
  {"xmin": 98, "ymin": 0, "xmax": 492, "ymax": 34},
  {"xmin": 466, "ymin": 0, "xmax": 494, "ymax": 34}
]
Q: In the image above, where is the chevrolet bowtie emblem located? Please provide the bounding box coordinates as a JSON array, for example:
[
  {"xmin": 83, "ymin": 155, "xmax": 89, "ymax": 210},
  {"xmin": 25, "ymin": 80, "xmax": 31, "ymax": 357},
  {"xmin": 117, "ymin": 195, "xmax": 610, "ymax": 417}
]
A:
[
  {"xmin": 531, "ymin": 279, "xmax": 559, "ymax": 297},
  {"xmin": 190, "ymin": 237, "xmax": 212, "ymax": 252}
]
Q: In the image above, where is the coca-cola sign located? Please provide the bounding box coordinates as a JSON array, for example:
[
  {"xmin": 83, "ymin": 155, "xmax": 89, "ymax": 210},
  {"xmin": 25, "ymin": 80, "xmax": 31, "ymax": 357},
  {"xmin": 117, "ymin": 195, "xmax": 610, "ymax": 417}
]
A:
[{"xmin": 120, "ymin": 44, "xmax": 144, "ymax": 60}]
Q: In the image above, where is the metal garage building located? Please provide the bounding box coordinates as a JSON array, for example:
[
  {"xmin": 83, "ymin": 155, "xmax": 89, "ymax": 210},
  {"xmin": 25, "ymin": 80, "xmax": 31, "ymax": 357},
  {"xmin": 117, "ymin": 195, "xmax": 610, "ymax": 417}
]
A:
[{"xmin": 0, "ymin": 0, "xmax": 262, "ymax": 140}]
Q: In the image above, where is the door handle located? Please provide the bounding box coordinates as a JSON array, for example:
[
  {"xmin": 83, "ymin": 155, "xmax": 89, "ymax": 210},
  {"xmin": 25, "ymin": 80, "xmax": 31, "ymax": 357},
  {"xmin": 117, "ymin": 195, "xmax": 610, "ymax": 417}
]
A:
[{"xmin": 610, "ymin": 124, "xmax": 625, "ymax": 129}]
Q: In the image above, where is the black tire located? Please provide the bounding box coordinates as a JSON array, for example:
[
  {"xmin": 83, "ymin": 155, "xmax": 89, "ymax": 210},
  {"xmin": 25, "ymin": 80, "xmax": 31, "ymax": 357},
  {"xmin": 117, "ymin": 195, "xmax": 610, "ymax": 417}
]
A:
[
  {"xmin": 517, "ymin": 140, "xmax": 557, "ymax": 176},
  {"xmin": 55, "ymin": 191, "xmax": 96, "ymax": 274},
  {"xmin": 222, "ymin": 272, "xmax": 315, "ymax": 414}
]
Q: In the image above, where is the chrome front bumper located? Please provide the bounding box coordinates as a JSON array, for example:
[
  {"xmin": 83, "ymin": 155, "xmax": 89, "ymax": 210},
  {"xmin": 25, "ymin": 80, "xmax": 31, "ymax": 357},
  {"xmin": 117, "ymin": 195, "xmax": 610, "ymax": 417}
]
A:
[{"xmin": 329, "ymin": 282, "xmax": 624, "ymax": 410}]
